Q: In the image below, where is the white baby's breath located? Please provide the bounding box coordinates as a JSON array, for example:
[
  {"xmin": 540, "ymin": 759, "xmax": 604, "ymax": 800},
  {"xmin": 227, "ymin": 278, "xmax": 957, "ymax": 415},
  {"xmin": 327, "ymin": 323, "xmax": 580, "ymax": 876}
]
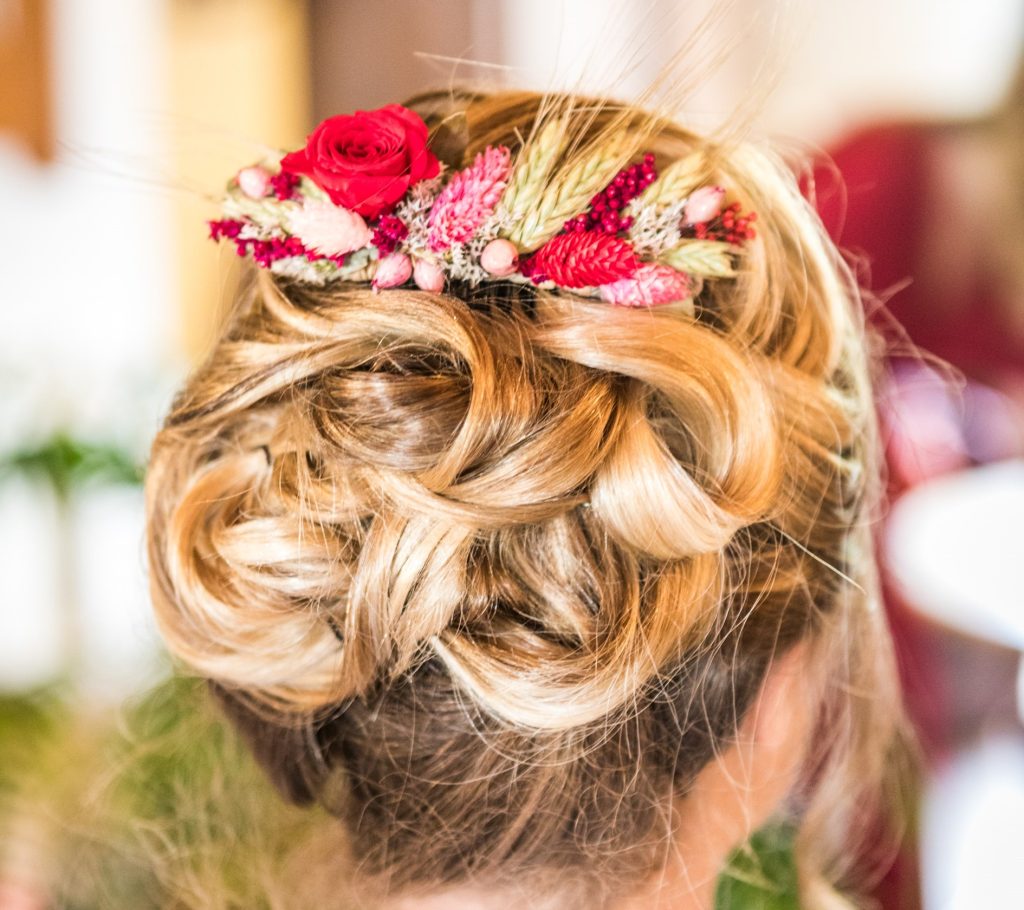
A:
[{"xmin": 627, "ymin": 197, "xmax": 689, "ymax": 258}]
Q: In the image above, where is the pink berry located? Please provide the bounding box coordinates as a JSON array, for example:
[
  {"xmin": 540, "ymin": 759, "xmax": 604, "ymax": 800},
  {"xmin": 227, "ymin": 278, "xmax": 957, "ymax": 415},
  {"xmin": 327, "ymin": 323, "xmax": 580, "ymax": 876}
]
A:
[{"xmin": 480, "ymin": 238, "xmax": 519, "ymax": 276}]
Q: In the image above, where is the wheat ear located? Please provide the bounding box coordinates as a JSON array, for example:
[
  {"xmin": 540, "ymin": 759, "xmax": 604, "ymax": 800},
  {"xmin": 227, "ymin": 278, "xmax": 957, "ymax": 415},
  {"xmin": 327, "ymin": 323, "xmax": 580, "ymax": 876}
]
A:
[
  {"xmin": 497, "ymin": 119, "xmax": 567, "ymax": 233},
  {"xmin": 627, "ymin": 150, "xmax": 707, "ymax": 214},
  {"xmin": 505, "ymin": 135, "xmax": 632, "ymax": 251},
  {"xmin": 659, "ymin": 239, "xmax": 736, "ymax": 278}
]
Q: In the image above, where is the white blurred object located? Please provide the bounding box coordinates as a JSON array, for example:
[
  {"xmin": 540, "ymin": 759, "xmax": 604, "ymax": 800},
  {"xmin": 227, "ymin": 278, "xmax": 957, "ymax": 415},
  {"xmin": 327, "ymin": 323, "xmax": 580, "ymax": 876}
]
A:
[
  {"xmin": 0, "ymin": 479, "xmax": 162, "ymax": 698},
  {"xmin": 0, "ymin": 480, "xmax": 64, "ymax": 690},
  {"xmin": 921, "ymin": 733, "xmax": 1024, "ymax": 910},
  {"xmin": 74, "ymin": 485, "xmax": 163, "ymax": 700},
  {"xmin": 888, "ymin": 463, "xmax": 1024, "ymax": 908},
  {"xmin": 0, "ymin": 0, "xmax": 181, "ymax": 699},
  {"xmin": 886, "ymin": 460, "xmax": 1024, "ymax": 652},
  {"xmin": 496, "ymin": 0, "xmax": 1024, "ymax": 141},
  {"xmin": 0, "ymin": 0, "xmax": 177, "ymax": 400},
  {"xmin": 757, "ymin": 0, "xmax": 1024, "ymax": 140}
]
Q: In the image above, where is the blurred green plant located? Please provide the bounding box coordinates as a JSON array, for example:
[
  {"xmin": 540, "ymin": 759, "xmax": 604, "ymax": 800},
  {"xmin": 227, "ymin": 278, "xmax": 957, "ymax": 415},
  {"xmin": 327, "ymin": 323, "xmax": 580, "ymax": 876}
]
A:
[
  {"xmin": 0, "ymin": 669, "xmax": 805, "ymax": 909},
  {"xmin": 46, "ymin": 676, "xmax": 327, "ymax": 910},
  {"xmin": 0, "ymin": 430, "xmax": 145, "ymax": 684},
  {"xmin": 0, "ymin": 686, "xmax": 68, "ymax": 795},
  {"xmin": 0, "ymin": 431, "xmax": 143, "ymax": 499},
  {"xmin": 0, "ymin": 431, "xmax": 149, "ymax": 903},
  {"xmin": 0, "ymin": 674, "xmax": 314, "ymax": 908}
]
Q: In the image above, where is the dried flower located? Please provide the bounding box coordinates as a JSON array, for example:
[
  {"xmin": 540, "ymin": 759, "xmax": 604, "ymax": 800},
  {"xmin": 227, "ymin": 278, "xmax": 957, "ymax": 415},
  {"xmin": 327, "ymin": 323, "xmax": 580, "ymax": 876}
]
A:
[
  {"xmin": 524, "ymin": 232, "xmax": 640, "ymax": 287},
  {"xmin": 413, "ymin": 258, "xmax": 445, "ymax": 292},
  {"xmin": 428, "ymin": 146, "xmax": 511, "ymax": 251},
  {"xmin": 600, "ymin": 264, "xmax": 693, "ymax": 308},
  {"xmin": 479, "ymin": 238, "xmax": 519, "ymax": 276},
  {"xmin": 286, "ymin": 200, "xmax": 373, "ymax": 258},
  {"xmin": 683, "ymin": 186, "xmax": 725, "ymax": 225},
  {"xmin": 372, "ymin": 251, "xmax": 413, "ymax": 288},
  {"xmin": 237, "ymin": 166, "xmax": 272, "ymax": 199}
]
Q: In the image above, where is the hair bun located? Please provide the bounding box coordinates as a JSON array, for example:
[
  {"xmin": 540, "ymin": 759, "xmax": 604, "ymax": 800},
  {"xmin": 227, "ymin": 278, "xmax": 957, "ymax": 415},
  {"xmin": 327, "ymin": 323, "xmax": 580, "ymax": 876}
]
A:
[{"xmin": 148, "ymin": 92, "xmax": 867, "ymax": 735}]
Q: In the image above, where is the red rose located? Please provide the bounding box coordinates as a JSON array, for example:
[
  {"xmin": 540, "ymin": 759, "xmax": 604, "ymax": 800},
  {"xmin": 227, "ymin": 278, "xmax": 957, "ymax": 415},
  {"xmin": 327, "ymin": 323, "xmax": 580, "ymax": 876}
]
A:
[{"xmin": 280, "ymin": 104, "xmax": 440, "ymax": 220}]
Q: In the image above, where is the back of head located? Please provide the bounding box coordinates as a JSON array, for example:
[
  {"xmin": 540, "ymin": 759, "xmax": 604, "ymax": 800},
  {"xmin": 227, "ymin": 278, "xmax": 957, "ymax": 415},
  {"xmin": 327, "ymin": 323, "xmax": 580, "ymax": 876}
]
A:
[{"xmin": 145, "ymin": 89, "xmax": 901, "ymax": 909}]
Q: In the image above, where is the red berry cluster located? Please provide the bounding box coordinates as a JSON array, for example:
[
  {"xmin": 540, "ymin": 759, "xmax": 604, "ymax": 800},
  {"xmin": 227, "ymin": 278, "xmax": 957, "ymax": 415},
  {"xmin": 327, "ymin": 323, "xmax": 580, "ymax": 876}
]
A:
[
  {"xmin": 270, "ymin": 171, "xmax": 301, "ymax": 201},
  {"xmin": 208, "ymin": 218, "xmax": 244, "ymax": 242},
  {"xmin": 372, "ymin": 215, "xmax": 409, "ymax": 254},
  {"xmin": 562, "ymin": 153, "xmax": 657, "ymax": 235},
  {"xmin": 207, "ymin": 218, "xmax": 344, "ymax": 267},
  {"xmin": 689, "ymin": 203, "xmax": 757, "ymax": 245}
]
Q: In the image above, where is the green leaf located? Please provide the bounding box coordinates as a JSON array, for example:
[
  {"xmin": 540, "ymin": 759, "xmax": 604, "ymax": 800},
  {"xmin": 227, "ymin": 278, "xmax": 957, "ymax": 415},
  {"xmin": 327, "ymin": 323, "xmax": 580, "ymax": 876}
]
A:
[
  {"xmin": 661, "ymin": 239, "xmax": 737, "ymax": 278},
  {"xmin": 715, "ymin": 822, "xmax": 801, "ymax": 910}
]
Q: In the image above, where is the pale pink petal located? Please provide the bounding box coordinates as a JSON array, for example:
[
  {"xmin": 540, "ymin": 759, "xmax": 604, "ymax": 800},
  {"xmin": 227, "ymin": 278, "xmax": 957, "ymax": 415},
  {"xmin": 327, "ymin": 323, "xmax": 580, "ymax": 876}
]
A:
[{"xmin": 287, "ymin": 200, "xmax": 372, "ymax": 257}]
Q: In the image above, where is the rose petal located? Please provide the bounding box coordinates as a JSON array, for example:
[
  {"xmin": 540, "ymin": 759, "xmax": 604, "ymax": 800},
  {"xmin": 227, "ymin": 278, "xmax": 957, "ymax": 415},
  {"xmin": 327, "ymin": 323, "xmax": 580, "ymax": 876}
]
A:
[
  {"xmin": 279, "ymin": 147, "xmax": 311, "ymax": 177},
  {"xmin": 381, "ymin": 103, "xmax": 430, "ymax": 141}
]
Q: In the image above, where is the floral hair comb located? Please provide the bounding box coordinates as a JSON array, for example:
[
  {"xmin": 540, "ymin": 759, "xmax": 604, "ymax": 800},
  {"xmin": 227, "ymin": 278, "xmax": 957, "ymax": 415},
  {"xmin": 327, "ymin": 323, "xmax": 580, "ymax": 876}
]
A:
[{"xmin": 208, "ymin": 103, "xmax": 756, "ymax": 309}]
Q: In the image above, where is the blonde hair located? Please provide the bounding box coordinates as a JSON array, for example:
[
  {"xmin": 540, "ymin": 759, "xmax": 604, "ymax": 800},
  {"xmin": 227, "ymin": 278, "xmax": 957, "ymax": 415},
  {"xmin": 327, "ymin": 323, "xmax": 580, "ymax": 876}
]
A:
[{"xmin": 145, "ymin": 90, "xmax": 905, "ymax": 908}]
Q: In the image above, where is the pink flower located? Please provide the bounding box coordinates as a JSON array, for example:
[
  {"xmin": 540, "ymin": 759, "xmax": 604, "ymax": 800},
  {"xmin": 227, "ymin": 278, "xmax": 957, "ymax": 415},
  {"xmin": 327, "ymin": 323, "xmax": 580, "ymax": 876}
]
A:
[
  {"xmin": 683, "ymin": 186, "xmax": 725, "ymax": 225},
  {"xmin": 428, "ymin": 146, "xmax": 511, "ymax": 251},
  {"xmin": 286, "ymin": 200, "xmax": 372, "ymax": 258},
  {"xmin": 372, "ymin": 252, "xmax": 412, "ymax": 289},
  {"xmin": 237, "ymin": 165, "xmax": 272, "ymax": 198},
  {"xmin": 600, "ymin": 264, "xmax": 693, "ymax": 308},
  {"xmin": 413, "ymin": 259, "xmax": 445, "ymax": 292}
]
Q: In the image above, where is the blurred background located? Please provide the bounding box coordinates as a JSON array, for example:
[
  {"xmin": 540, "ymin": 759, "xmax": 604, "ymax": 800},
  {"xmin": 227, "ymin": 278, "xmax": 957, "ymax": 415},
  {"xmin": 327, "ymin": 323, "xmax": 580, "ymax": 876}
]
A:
[{"xmin": 1, "ymin": 1, "xmax": 1022, "ymax": 907}]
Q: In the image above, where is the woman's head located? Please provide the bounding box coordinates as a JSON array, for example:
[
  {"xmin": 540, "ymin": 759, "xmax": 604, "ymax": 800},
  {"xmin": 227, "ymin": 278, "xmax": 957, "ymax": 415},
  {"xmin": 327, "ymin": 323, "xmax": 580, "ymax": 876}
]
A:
[{"xmin": 144, "ymin": 90, "xmax": 902, "ymax": 908}]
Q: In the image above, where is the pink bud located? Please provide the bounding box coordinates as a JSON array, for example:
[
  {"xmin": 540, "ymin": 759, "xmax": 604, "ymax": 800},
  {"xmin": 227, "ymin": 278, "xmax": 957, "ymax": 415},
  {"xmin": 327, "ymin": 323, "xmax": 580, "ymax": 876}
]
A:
[
  {"xmin": 413, "ymin": 259, "xmax": 445, "ymax": 293},
  {"xmin": 372, "ymin": 252, "xmax": 412, "ymax": 289},
  {"xmin": 479, "ymin": 238, "xmax": 519, "ymax": 276},
  {"xmin": 237, "ymin": 166, "xmax": 272, "ymax": 199},
  {"xmin": 683, "ymin": 186, "xmax": 725, "ymax": 225}
]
